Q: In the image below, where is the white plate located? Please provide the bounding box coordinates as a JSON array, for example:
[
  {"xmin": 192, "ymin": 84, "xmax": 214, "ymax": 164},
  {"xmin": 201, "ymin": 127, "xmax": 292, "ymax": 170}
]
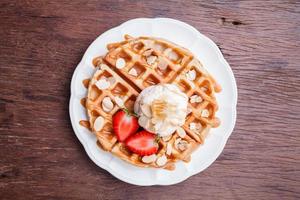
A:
[{"xmin": 69, "ymin": 18, "xmax": 237, "ymax": 186}]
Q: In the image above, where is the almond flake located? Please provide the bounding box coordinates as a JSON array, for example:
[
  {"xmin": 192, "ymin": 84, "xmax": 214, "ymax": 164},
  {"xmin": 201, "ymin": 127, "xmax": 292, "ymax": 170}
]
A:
[
  {"xmin": 114, "ymin": 96, "xmax": 124, "ymax": 107},
  {"xmin": 162, "ymin": 135, "xmax": 172, "ymax": 142},
  {"xmin": 157, "ymin": 57, "xmax": 168, "ymax": 70},
  {"xmin": 190, "ymin": 95, "xmax": 202, "ymax": 103},
  {"xmin": 128, "ymin": 68, "xmax": 138, "ymax": 76},
  {"xmin": 201, "ymin": 109, "xmax": 209, "ymax": 118},
  {"xmin": 166, "ymin": 143, "xmax": 172, "ymax": 155},
  {"xmin": 195, "ymin": 96, "xmax": 203, "ymax": 103},
  {"xmin": 143, "ymin": 49, "xmax": 153, "ymax": 57},
  {"xmin": 102, "ymin": 97, "xmax": 113, "ymax": 112},
  {"xmin": 95, "ymin": 78, "xmax": 110, "ymax": 90},
  {"xmin": 177, "ymin": 140, "xmax": 188, "ymax": 151},
  {"xmin": 195, "ymin": 123, "xmax": 202, "ymax": 131},
  {"xmin": 93, "ymin": 116, "xmax": 104, "ymax": 132},
  {"xmin": 142, "ymin": 154, "xmax": 157, "ymax": 164},
  {"xmin": 187, "ymin": 106, "xmax": 193, "ymax": 115},
  {"xmin": 116, "ymin": 58, "xmax": 126, "ymax": 69},
  {"xmin": 186, "ymin": 69, "xmax": 196, "ymax": 81},
  {"xmin": 168, "ymin": 50, "xmax": 179, "ymax": 61},
  {"xmin": 190, "ymin": 95, "xmax": 197, "ymax": 103},
  {"xmin": 107, "ymin": 76, "xmax": 116, "ymax": 85},
  {"xmin": 177, "ymin": 127, "xmax": 186, "ymax": 138},
  {"xmin": 174, "ymin": 138, "xmax": 182, "ymax": 149},
  {"xmin": 156, "ymin": 154, "xmax": 167, "ymax": 166},
  {"xmin": 189, "ymin": 123, "xmax": 196, "ymax": 131},
  {"xmin": 146, "ymin": 55, "xmax": 157, "ymax": 65}
]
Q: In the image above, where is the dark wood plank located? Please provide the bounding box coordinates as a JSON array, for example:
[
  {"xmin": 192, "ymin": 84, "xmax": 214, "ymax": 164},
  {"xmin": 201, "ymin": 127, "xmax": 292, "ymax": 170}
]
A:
[{"xmin": 0, "ymin": 0, "xmax": 299, "ymax": 199}]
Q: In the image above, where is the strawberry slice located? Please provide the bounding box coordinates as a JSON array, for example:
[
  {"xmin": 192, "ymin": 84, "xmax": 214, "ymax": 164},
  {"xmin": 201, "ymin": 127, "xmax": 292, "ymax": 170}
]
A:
[
  {"xmin": 113, "ymin": 109, "xmax": 139, "ymax": 142},
  {"xmin": 125, "ymin": 130, "xmax": 159, "ymax": 156}
]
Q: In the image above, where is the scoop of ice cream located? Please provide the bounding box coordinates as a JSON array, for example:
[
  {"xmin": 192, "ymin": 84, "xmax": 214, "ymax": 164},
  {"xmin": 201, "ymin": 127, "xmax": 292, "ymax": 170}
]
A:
[{"xmin": 134, "ymin": 84, "xmax": 188, "ymax": 137}]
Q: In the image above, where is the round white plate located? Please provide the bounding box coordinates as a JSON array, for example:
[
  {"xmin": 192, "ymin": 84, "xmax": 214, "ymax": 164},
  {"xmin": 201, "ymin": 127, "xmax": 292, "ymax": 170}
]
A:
[{"xmin": 69, "ymin": 18, "xmax": 237, "ymax": 186}]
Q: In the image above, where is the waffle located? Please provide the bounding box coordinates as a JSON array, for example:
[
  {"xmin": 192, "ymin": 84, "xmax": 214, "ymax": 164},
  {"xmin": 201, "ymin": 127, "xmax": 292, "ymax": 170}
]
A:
[{"xmin": 84, "ymin": 35, "xmax": 221, "ymax": 170}]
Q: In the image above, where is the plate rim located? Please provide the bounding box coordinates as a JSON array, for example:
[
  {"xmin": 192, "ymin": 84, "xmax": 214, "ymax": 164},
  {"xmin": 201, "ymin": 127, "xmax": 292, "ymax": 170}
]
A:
[{"xmin": 69, "ymin": 17, "xmax": 238, "ymax": 186}]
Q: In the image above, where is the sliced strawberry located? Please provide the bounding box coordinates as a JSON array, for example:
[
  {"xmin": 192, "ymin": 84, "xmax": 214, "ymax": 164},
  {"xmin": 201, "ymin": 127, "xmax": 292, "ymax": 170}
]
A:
[
  {"xmin": 113, "ymin": 109, "xmax": 139, "ymax": 142},
  {"xmin": 125, "ymin": 130, "xmax": 159, "ymax": 156}
]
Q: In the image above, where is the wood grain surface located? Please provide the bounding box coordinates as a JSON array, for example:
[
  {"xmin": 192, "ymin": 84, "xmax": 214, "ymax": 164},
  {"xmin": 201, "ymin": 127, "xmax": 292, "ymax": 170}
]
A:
[{"xmin": 1, "ymin": 0, "xmax": 299, "ymax": 199}]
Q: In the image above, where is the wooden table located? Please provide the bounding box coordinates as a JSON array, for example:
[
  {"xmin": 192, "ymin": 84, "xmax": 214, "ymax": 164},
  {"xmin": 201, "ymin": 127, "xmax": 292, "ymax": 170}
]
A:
[{"xmin": 1, "ymin": 1, "xmax": 299, "ymax": 199}]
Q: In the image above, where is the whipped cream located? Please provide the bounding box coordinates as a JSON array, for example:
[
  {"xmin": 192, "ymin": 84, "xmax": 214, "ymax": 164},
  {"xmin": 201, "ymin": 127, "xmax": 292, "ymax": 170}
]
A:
[{"xmin": 134, "ymin": 84, "xmax": 188, "ymax": 137}]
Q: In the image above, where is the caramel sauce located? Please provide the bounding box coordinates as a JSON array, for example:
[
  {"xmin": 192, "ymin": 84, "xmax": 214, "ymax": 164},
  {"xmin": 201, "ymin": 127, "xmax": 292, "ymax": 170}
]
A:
[
  {"xmin": 79, "ymin": 120, "xmax": 91, "ymax": 130},
  {"xmin": 80, "ymin": 97, "xmax": 86, "ymax": 108},
  {"xmin": 82, "ymin": 79, "xmax": 90, "ymax": 89}
]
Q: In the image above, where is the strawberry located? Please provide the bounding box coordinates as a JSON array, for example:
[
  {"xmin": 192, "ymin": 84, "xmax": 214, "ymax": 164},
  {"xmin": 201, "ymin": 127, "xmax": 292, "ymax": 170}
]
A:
[
  {"xmin": 113, "ymin": 109, "xmax": 139, "ymax": 142},
  {"xmin": 125, "ymin": 130, "xmax": 159, "ymax": 156}
]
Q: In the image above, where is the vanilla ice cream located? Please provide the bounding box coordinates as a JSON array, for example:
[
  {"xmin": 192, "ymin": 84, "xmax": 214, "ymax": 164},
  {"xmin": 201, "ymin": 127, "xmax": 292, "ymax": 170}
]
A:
[{"xmin": 134, "ymin": 84, "xmax": 188, "ymax": 136}]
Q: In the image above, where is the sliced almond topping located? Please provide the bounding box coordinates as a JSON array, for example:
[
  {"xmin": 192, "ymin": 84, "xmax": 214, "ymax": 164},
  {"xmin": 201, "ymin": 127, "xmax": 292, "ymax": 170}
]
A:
[
  {"xmin": 195, "ymin": 96, "xmax": 203, "ymax": 103},
  {"xmin": 93, "ymin": 116, "xmax": 104, "ymax": 132},
  {"xmin": 201, "ymin": 109, "xmax": 210, "ymax": 118},
  {"xmin": 174, "ymin": 138, "xmax": 182, "ymax": 149},
  {"xmin": 157, "ymin": 57, "xmax": 168, "ymax": 70},
  {"xmin": 195, "ymin": 123, "xmax": 202, "ymax": 131},
  {"xmin": 190, "ymin": 95, "xmax": 197, "ymax": 103},
  {"xmin": 186, "ymin": 69, "xmax": 196, "ymax": 81},
  {"xmin": 95, "ymin": 78, "xmax": 110, "ymax": 90},
  {"xmin": 107, "ymin": 76, "xmax": 116, "ymax": 85},
  {"xmin": 102, "ymin": 97, "xmax": 114, "ymax": 112},
  {"xmin": 177, "ymin": 127, "xmax": 186, "ymax": 138},
  {"xmin": 141, "ymin": 104, "xmax": 152, "ymax": 118},
  {"xmin": 146, "ymin": 55, "xmax": 157, "ymax": 65},
  {"xmin": 156, "ymin": 154, "xmax": 167, "ymax": 166},
  {"xmin": 162, "ymin": 135, "xmax": 172, "ymax": 142},
  {"xmin": 116, "ymin": 58, "xmax": 126, "ymax": 69},
  {"xmin": 142, "ymin": 154, "xmax": 157, "ymax": 164},
  {"xmin": 168, "ymin": 50, "xmax": 179, "ymax": 61},
  {"xmin": 189, "ymin": 122, "xmax": 196, "ymax": 131},
  {"xmin": 166, "ymin": 143, "xmax": 172, "ymax": 156},
  {"xmin": 190, "ymin": 95, "xmax": 203, "ymax": 103},
  {"xmin": 143, "ymin": 49, "xmax": 153, "ymax": 57},
  {"xmin": 177, "ymin": 140, "xmax": 188, "ymax": 151},
  {"xmin": 114, "ymin": 96, "xmax": 124, "ymax": 107},
  {"xmin": 128, "ymin": 68, "xmax": 138, "ymax": 76},
  {"xmin": 187, "ymin": 105, "xmax": 193, "ymax": 115}
]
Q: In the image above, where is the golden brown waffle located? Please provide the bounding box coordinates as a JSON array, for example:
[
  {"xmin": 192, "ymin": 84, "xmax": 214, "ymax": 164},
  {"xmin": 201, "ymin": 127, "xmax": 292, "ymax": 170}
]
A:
[{"xmin": 84, "ymin": 35, "xmax": 221, "ymax": 170}]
